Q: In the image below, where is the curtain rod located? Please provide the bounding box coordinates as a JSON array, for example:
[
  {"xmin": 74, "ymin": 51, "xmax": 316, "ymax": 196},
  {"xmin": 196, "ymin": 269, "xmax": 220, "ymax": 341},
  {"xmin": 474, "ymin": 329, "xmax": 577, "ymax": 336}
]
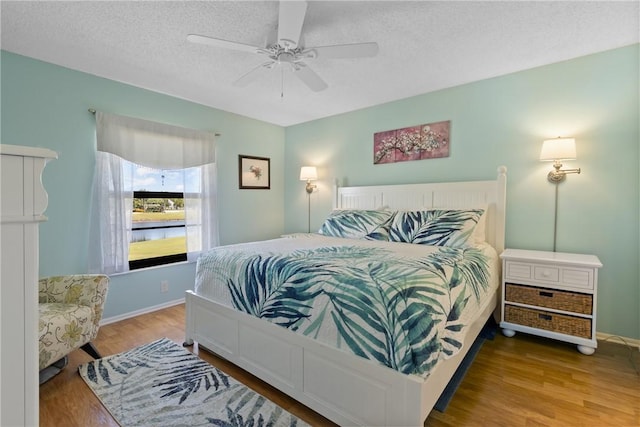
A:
[{"xmin": 88, "ymin": 108, "xmax": 221, "ymax": 137}]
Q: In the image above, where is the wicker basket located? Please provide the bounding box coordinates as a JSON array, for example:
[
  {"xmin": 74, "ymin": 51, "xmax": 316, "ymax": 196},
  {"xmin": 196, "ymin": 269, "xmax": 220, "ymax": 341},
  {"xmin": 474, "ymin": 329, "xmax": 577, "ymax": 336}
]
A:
[
  {"xmin": 504, "ymin": 305, "xmax": 592, "ymax": 339},
  {"xmin": 505, "ymin": 283, "xmax": 592, "ymax": 315}
]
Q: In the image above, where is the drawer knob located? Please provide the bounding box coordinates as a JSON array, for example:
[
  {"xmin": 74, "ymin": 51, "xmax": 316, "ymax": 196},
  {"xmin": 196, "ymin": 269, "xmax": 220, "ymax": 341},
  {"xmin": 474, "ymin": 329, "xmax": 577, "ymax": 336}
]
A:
[
  {"xmin": 541, "ymin": 270, "xmax": 551, "ymax": 277},
  {"xmin": 539, "ymin": 291, "xmax": 553, "ymax": 298}
]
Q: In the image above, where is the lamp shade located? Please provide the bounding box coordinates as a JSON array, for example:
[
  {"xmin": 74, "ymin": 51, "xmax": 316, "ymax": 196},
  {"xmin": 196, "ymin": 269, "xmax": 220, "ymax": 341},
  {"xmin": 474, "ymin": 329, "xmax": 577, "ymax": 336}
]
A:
[
  {"xmin": 299, "ymin": 166, "xmax": 317, "ymax": 181},
  {"xmin": 540, "ymin": 138, "xmax": 577, "ymax": 161}
]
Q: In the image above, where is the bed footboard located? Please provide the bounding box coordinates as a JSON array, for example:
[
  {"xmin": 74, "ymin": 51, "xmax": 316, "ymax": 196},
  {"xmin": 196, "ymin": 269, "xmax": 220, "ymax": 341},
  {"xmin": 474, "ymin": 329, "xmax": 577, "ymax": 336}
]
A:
[
  {"xmin": 185, "ymin": 290, "xmax": 426, "ymax": 426},
  {"xmin": 185, "ymin": 289, "xmax": 497, "ymax": 426}
]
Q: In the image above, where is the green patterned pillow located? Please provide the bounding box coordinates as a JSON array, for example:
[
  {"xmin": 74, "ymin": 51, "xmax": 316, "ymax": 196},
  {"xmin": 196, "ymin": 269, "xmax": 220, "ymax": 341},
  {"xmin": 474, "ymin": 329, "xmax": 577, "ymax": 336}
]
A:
[
  {"xmin": 318, "ymin": 209, "xmax": 393, "ymax": 239},
  {"xmin": 368, "ymin": 209, "xmax": 484, "ymax": 247}
]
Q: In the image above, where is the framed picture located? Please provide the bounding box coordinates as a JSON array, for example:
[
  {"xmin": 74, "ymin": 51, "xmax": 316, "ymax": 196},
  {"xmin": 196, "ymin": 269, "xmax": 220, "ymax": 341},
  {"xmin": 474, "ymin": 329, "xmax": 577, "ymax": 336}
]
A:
[{"xmin": 238, "ymin": 155, "xmax": 270, "ymax": 189}]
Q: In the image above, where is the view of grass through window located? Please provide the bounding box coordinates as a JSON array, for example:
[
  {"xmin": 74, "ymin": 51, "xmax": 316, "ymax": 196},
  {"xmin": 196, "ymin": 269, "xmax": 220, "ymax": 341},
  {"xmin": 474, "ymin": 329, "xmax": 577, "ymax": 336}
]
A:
[{"xmin": 129, "ymin": 198, "xmax": 186, "ymax": 261}]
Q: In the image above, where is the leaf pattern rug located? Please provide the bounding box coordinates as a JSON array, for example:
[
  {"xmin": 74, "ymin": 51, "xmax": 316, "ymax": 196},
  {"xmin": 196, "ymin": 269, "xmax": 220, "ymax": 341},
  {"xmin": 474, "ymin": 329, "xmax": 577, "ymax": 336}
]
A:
[{"xmin": 78, "ymin": 338, "xmax": 308, "ymax": 427}]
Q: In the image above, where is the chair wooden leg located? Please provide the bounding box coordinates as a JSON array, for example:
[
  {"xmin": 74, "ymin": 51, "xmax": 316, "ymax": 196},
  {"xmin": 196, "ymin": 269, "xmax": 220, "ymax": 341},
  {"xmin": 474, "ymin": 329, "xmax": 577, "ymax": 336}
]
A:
[{"xmin": 80, "ymin": 342, "xmax": 102, "ymax": 359}]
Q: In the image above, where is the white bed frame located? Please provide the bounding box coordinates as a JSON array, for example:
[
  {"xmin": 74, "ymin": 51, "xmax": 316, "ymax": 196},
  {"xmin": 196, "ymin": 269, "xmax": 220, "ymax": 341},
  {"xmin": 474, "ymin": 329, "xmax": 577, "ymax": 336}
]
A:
[{"xmin": 184, "ymin": 166, "xmax": 507, "ymax": 426}]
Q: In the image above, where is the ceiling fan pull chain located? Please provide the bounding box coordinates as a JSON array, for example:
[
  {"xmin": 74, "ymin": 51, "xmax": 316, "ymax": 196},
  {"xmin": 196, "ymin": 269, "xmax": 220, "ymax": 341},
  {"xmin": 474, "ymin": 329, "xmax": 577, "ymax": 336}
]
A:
[{"xmin": 281, "ymin": 68, "xmax": 284, "ymax": 100}]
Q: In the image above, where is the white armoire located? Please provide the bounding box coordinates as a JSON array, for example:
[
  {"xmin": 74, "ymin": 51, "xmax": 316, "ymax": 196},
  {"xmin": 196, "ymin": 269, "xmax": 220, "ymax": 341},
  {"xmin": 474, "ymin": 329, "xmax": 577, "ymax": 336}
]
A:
[{"xmin": 1, "ymin": 144, "xmax": 57, "ymax": 426}]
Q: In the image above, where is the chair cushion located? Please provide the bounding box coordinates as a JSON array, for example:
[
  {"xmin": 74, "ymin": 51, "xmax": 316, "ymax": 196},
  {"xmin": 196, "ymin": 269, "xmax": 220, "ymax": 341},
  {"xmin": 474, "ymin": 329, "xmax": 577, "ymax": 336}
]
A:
[{"xmin": 39, "ymin": 303, "xmax": 94, "ymax": 370}]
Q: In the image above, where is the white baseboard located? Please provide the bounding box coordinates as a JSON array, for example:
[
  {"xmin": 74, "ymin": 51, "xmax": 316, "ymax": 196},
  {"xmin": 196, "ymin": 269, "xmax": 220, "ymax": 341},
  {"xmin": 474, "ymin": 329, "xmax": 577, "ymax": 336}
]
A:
[
  {"xmin": 100, "ymin": 298, "xmax": 185, "ymax": 326},
  {"xmin": 596, "ymin": 332, "xmax": 640, "ymax": 350}
]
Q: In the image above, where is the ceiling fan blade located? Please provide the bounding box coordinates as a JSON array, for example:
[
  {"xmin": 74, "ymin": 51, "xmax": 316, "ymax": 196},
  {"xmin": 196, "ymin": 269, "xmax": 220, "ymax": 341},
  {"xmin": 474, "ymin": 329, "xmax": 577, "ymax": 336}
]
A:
[
  {"xmin": 233, "ymin": 62, "xmax": 274, "ymax": 87},
  {"xmin": 293, "ymin": 64, "xmax": 328, "ymax": 92},
  {"xmin": 308, "ymin": 42, "xmax": 379, "ymax": 59},
  {"xmin": 187, "ymin": 34, "xmax": 262, "ymax": 54},
  {"xmin": 277, "ymin": 1, "xmax": 307, "ymax": 49}
]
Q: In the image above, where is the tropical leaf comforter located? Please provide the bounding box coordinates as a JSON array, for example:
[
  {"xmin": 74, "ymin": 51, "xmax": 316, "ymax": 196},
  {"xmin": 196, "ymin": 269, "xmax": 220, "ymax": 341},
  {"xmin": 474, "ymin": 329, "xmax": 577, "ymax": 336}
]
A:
[{"xmin": 195, "ymin": 234, "xmax": 499, "ymax": 378}]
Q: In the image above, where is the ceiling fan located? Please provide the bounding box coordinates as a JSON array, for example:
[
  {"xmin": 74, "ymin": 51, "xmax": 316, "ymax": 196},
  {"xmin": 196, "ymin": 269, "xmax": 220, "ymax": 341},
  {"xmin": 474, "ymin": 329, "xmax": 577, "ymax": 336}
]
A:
[{"xmin": 187, "ymin": 1, "xmax": 378, "ymax": 92}]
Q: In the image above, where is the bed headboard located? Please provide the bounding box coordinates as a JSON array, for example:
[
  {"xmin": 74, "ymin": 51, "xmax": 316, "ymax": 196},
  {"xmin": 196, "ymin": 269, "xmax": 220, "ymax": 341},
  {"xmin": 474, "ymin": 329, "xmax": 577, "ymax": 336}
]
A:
[{"xmin": 333, "ymin": 166, "xmax": 507, "ymax": 254}]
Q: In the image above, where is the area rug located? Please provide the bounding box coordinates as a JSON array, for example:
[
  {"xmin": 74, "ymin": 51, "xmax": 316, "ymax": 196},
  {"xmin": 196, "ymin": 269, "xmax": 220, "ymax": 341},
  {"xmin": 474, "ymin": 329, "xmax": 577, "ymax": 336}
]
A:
[
  {"xmin": 433, "ymin": 318, "xmax": 497, "ymax": 412},
  {"xmin": 78, "ymin": 338, "xmax": 309, "ymax": 426}
]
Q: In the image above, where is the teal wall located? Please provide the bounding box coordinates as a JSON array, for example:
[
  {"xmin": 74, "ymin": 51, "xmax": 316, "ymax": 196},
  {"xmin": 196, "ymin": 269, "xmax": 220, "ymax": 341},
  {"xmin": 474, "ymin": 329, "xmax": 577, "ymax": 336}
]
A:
[
  {"xmin": 1, "ymin": 51, "xmax": 285, "ymax": 319},
  {"xmin": 2, "ymin": 45, "xmax": 638, "ymax": 339},
  {"xmin": 284, "ymin": 44, "xmax": 640, "ymax": 339}
]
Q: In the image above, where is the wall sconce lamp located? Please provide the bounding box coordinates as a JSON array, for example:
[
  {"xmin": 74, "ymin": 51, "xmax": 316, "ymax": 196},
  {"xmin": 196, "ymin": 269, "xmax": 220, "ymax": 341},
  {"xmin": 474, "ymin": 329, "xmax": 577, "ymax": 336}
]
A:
[
  {"xmin": 539, "ymin": 137, "xmax": 580, "ymax": 252},
  {"xmin": 540, "ymin": 137, "xmax": 581, "ymax": 183},
  {"xmin": 299, "ymin": 166, "xmax": 318, "ymax": 232},
  {"xmin": 300, "ymin": 166, "xmax": 318, "ymax": 193}
]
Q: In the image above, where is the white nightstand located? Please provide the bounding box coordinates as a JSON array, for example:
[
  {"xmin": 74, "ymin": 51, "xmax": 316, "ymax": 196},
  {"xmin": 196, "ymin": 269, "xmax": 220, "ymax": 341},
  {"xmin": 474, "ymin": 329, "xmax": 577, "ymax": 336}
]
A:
[{"xmin": 500, "ymin": 249, "xmax": 602, "ymax": 355}]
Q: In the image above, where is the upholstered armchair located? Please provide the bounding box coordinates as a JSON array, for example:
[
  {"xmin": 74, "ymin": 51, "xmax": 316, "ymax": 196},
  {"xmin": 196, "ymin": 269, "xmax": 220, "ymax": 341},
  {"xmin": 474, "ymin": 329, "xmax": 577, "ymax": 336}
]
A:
[{"xmin": 38, "ymin": 275, "xmax": 109, "ymax": 376}]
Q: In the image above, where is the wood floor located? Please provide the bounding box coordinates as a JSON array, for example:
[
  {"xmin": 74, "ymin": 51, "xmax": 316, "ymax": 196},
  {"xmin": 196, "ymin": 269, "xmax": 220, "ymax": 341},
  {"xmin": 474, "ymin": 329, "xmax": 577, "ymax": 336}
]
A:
[{"xmin": 40, "ymin": 304, "xmax": 640, "ymax": 427}]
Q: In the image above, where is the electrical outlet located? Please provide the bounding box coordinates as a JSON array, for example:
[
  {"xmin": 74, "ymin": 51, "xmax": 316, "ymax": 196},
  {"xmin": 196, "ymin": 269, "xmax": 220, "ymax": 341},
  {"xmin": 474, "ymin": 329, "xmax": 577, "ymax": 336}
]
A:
[{"xmin": 160, "ymin": 280, "xmax": 169, "ymax": 293}]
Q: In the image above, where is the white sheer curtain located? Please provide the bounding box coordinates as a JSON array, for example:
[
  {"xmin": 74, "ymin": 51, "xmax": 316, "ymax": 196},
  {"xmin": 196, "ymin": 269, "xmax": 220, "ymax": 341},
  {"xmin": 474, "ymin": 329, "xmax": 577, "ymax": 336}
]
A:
[
  {"xmin": 88, "ymin": 151, "xmax": 133, "ymax": 274},
  {"xmin": 184, "ymin": 163, "xmax": 218, "ymax": 262},
  {"xmin": 88, "ymin": 111, "xmax": 218, "ymax": 274}
]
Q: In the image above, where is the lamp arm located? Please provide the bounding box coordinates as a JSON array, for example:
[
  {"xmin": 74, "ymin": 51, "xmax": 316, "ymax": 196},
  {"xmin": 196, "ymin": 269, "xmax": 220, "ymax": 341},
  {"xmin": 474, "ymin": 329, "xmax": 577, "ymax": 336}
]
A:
[
  {"xmin": 561, "ymin": 168, "xmax": 581, "ymax": 175},
  {"xmin": 547, "ymin": 162, "xmax": 581, "ymax": 183}
]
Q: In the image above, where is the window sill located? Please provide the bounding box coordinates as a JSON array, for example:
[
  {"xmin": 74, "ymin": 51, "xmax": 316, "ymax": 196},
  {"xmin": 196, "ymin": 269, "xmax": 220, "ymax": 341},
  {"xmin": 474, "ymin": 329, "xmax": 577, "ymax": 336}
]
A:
[{"xmin": 109, "ymin": 260, "xmax": 195, "ymax": 276}]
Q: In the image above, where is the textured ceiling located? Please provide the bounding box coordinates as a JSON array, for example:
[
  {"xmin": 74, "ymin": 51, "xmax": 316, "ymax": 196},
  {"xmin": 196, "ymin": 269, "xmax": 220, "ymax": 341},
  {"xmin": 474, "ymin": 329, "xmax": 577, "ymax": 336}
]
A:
[{"xmin": 2, "ymin": 1, "xmax": 638, "ymax": 126}]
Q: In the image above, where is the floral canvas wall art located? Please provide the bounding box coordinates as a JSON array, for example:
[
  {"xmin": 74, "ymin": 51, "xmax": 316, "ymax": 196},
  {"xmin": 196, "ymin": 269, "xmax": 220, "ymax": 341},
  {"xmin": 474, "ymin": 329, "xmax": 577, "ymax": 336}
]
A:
[{"xmin": 374, "ymin": 120, "xmax": 450, "ymax": 164}]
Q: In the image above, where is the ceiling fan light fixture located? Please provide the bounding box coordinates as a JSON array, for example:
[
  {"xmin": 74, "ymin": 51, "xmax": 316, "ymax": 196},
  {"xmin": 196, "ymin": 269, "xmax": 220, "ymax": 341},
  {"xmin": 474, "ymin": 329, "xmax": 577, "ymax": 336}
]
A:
[{"xmin": 277, "ymin": 51, "xmax": 296, "ymax": 64}]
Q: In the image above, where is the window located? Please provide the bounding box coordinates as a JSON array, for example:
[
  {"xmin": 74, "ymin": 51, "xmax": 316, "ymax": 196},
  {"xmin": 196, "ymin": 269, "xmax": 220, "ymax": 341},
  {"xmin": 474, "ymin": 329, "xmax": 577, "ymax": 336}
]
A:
[
  {"xmin": 126, "ymin": 164, "xmax": 191, "ymax": 269},
  {"xmin": 88, "ymin": 111, "xmax": 218, "ymax": 275},
  {"xmin": 130, "ymin": 190, "xmax": 187, "ymax": 269}
]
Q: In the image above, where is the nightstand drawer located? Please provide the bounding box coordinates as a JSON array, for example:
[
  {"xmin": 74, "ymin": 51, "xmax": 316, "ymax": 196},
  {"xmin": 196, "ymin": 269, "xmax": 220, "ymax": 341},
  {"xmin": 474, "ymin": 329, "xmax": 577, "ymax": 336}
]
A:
[
  {"xmin": 505, "ymin": 305, "xmax": 592, "ymax": 339},
  {"xmin": 534, "ymin": 265, "xmax": 559, "ymax": 282},
  {"xmin": 505, "ymin": 261, "xmax": 594, "ymax": 290},
  {"xmin": 561, "ymin": 268, "xmax": 594, "ymax": 289},
  {"xmin": 504, "ymin": 262, "xmax": 532, "ymax": 280},
  {"xmin": 505, "ymin": 283, "xmax": 593, "ymax": 315}
]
